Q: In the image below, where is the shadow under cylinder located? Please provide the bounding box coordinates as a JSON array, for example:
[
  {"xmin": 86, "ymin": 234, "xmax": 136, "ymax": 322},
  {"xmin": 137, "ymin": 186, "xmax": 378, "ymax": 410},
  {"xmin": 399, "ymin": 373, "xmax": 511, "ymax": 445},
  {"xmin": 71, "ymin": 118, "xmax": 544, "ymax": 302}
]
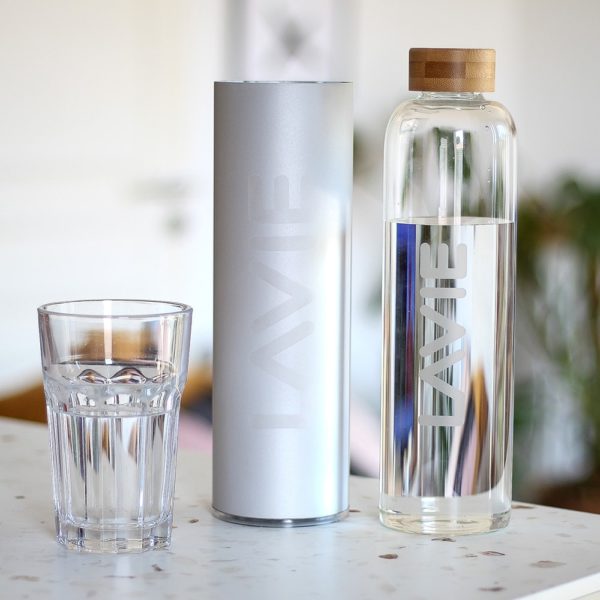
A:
[{"xmin": 213, "ymin": 81, "xmax": 353, "ymax": 525}]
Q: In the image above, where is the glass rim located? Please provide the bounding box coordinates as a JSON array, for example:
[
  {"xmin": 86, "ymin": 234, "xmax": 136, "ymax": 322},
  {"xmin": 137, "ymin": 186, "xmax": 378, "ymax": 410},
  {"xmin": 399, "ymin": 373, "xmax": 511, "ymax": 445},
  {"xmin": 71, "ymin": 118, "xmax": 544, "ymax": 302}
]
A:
[{"xmin": 37, "ymin": 299, "xmax": 193, "ymax": 319}]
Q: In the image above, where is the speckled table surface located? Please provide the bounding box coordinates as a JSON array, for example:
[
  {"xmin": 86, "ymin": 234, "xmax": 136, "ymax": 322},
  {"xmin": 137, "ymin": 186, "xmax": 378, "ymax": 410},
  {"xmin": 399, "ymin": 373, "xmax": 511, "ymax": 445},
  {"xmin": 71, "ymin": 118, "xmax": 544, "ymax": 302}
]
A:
[{"xmin": 1, "ymin": 416, "xmax": 600, "ymax": 600}]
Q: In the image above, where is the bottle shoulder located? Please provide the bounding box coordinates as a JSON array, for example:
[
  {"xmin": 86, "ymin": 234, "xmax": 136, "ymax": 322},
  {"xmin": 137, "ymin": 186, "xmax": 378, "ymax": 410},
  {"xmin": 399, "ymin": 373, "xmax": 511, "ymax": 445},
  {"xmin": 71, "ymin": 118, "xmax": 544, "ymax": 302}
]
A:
[{"xmin": 386, "ymin": 97, "xmax": 516, "ymax": 137}]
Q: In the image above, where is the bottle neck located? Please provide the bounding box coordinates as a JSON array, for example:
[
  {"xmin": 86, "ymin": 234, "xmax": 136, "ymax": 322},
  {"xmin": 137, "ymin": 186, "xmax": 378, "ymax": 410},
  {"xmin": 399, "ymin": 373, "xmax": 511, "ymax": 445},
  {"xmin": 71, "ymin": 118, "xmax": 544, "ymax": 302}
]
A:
[{"xmin": 417, "ymin": 91, "xmax": 485, "ymax": 102}]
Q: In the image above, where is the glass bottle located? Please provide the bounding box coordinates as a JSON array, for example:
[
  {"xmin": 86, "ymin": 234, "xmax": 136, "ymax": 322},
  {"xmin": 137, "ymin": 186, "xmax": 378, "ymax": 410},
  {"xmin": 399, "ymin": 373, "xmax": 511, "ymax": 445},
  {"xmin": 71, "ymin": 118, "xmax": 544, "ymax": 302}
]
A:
[{"xmin": 380, "ymin": 48, "xmax": 517, "ymax": 534}]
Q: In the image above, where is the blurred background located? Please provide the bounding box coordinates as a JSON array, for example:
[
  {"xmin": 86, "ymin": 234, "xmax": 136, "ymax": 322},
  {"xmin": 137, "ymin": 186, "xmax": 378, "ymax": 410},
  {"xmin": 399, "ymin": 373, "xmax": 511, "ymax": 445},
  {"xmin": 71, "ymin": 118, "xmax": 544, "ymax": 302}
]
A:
[{"xmin": 2, "ymin": 0, "xmax": 600, "ymax": 509}]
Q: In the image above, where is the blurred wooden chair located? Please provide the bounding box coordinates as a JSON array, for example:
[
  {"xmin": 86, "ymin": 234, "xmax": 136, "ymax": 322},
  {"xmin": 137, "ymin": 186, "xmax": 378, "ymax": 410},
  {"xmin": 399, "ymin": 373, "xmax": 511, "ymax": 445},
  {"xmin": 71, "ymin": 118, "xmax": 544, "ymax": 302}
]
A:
[{"xmin": 0, "ymin": 383, "xmax": 46, "ymax": 423}]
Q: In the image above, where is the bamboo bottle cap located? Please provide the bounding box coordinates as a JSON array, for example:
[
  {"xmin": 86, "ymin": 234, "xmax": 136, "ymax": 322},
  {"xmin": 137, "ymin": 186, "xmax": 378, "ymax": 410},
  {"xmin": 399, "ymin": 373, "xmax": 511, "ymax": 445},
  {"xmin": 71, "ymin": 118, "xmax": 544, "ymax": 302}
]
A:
[{"xmin": 409, "ymin": 48, "xmax": 495, "ymax": 93}]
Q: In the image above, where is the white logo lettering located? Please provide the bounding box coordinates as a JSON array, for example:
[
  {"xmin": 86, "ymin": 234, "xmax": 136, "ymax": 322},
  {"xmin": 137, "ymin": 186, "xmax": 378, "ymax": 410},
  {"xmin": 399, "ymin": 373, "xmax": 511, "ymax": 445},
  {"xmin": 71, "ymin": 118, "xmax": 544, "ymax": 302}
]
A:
[
  {"xmin": 418, "ymin": 242, "xmax": 468, "ymax": 427},
  {"xmin": 248, "ymin": 175, "xmax": 314, "ymax": 428}
]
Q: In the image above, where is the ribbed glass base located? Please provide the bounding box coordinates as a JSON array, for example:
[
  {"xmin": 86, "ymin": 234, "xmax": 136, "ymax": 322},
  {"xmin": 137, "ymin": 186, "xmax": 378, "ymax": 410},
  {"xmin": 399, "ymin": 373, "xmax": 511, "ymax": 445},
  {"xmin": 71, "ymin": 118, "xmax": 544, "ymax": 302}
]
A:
[{"xmin": 55, "ymin": 514, "xmax": 172, "ymax": 553}]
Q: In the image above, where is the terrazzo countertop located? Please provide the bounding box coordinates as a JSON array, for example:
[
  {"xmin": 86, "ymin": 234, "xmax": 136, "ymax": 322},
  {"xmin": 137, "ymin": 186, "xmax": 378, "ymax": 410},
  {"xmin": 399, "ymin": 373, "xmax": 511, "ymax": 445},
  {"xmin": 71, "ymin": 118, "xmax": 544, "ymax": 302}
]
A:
[{"xmin": 1, "ymin": 416, "xmax": 600, "ymax": 600}]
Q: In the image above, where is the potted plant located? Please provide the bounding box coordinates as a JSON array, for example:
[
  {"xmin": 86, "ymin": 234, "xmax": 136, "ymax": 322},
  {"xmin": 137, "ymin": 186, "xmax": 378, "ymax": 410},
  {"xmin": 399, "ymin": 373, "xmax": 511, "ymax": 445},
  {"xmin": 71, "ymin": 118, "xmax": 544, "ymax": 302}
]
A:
[{"xmin": 516, "ymin": 178, "xmax": 600, "ymax": 512}]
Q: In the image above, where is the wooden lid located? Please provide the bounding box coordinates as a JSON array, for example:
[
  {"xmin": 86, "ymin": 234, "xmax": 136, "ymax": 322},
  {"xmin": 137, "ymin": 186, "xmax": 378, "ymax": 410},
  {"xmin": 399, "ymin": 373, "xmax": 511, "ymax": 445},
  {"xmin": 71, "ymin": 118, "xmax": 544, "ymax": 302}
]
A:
[{"xmin": 409, "ymin": 48, "xmax": 495, "ymax": 92}]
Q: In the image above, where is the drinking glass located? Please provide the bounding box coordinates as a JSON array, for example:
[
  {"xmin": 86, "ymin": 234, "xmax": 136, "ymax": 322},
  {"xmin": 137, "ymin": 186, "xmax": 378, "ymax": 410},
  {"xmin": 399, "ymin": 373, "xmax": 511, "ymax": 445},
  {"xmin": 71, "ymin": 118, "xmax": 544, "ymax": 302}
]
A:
[{"xmin": 38, "ymin": 299, "xmax": 192, "ymax": 553}]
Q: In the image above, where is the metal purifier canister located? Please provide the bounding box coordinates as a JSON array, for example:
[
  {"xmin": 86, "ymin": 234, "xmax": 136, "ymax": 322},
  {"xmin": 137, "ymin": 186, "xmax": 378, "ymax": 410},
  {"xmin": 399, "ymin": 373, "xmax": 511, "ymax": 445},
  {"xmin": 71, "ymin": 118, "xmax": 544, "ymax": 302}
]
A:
[{"xmin": 212, "ymin": 81, "xmax": 352, "ymax": 525}]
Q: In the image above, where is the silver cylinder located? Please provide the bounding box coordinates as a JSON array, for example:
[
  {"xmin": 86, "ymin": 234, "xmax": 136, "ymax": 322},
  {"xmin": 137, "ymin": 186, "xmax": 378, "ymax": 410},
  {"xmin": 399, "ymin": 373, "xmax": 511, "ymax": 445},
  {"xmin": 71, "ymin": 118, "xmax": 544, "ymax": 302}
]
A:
[{"xmin": 212, "ymin": 81, "xmax": 352, "ymax": 525}]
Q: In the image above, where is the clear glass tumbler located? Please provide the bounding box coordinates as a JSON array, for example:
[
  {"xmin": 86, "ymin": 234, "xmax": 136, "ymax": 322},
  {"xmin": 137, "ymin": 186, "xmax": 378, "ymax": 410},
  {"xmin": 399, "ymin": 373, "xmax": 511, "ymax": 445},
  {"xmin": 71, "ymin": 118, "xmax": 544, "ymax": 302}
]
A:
[{"xmin": 38, "ymin": 299, "xmax": 192, "ymax": 553}]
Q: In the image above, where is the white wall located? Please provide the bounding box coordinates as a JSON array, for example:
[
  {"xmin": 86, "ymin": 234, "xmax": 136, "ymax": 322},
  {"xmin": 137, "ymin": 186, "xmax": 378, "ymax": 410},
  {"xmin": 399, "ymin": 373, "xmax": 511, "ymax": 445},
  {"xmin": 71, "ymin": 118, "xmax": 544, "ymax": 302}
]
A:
[
  {"xmin": 511, "ymin": 0, "xmax": 600, "ymax": 187},
  {"xmin": 1, "ymin": 0, "xmax": 600, "ymax": 423},
  {"xmin": 0, "ymin": 0, "xmax": 224, "ymax": 390},
  {"xmin": 353, "ymin": 0, "xmax": 600, "ymax": 191}
]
